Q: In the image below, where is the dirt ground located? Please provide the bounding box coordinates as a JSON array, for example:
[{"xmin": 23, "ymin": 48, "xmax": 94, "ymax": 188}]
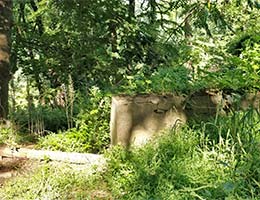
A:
[
  {"xmin": 0, "ymin": 156, "xmax": 30, "ymax": 186},
  {"xmin": 0, "ymin": 145, "xmax": 106, "ymax": 188},
  {"xmin": 0, "ymin": 144, "xmax": 39, "ymax": 187}
]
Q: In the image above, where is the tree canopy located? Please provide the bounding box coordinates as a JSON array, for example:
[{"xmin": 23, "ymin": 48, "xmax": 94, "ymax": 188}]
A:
[{"xmin": 0, "ymin": 0, "xmax": 259, "ymax": 119}]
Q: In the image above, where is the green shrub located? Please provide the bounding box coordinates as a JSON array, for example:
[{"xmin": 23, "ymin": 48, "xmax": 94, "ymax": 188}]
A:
[
  {"xmin": 1, "ymin": 111, "xmax": 260, "ymax": 199},
  {"xmin": 150, "ymin": 66, "xmax": 191, "ymax": 93},
  {"xmin": 0, "ymin": 123, "xmax": 34, "ymax": 146},
  {"xmin": 103, "ymin": 128, "xmax": 234, "ymax": 199},
  {"xmin": 100, "ymin": 110, "xmax": 260, "ymax": 199},
  {"xmin": 12, "ymin": 106, "xmax": 68, "ymax": 134},
  {"xmin": 117, "ymin": 66, "xmax": 192, "ymax": 94},
  {"xmin": 0, "ymin": 125, "xmax": 13, "ymax": 146},
  {"xmin": 38, "ymin": 87, "xmax": 111, "ymax": 153}
]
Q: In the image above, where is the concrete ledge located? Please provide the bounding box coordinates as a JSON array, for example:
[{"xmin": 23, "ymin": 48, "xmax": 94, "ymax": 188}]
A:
[{"xmin": 0, "ymin": 147, "xmax": 105, "ymax": 165}]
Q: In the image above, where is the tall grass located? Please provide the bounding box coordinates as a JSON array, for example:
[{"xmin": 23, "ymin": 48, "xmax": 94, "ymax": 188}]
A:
[
  {"xmin": 103, "ymin": 109, "xmax": 260, "ymax": 199},
  {"xmin": 1, "ymin": 109, "xmax": 259, "ymax": 199},
  {"xmin": 0, "ymin": 161, "xmax": 111, "ymax": 200}
]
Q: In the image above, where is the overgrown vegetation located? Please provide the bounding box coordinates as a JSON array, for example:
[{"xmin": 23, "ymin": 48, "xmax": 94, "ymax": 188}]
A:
[
  {"xmin": 0, "ymin": 0, "xmax": 259, "ymax": 145},
  {"xmin": 0, "ymin": 161, "xmax": 110, "ymax": 200},
  {"xmin": 1, "ymin": 110, "xmax": 259, "ymax": 199},
  {"xmin": 101, "ymin": 110, "xmax": 260, "ymax": 199},
  {"xmin": 0, "ymin": 0, "xmax": 260, "ymax": 199},
  {"xmin": 37, "ymin": 87, "xmax": 111, "ymax": 153}
]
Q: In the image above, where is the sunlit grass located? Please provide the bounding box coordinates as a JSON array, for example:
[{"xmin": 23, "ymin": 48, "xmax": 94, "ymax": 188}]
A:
[{"xmin": 1, "ymin": 109, "xmax": 260, "ymax": 199}]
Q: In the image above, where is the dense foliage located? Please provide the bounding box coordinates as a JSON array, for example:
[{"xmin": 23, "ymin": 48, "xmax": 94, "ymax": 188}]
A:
[
  {"xmin": 11, "ymin": 0, "xmax": 260, "ymax": 94},
  {"xmin": 0, "ymin": 0, "xmax": 257, "ymax": 152},
  {"xmin": 5, "ymin": 0, "xmax": 259, "ymax": 130},
  {"xmin": 1, "ymin": 110, "xmax": 260, "ymax": 199},
  {"xmin": 0, "ymin": 1, "xmax": 260, "ymax": 198},
  {"xmin": 37, "ymin": 87, "xmax": 111, "ymax": 153}
]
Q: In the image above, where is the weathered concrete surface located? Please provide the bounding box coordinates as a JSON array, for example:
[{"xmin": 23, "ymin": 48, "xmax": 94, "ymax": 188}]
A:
[
  {"xmin": 0, "ymin": 147, "xmax": 105, "ymax": 165},
  {"xmin": 110, "ymin": 94, "xmax": 186, "ymax": 147},
  {"xmin": 185, "ymin": 90, "xmax": 227, "ymax": 118},
  {"xmin": 110, "ymin": 91, "xmax": 260, "ymax": 147},
  {"xmin": 240, "ymin": 92, "xmax": 260, "ymax": 110}
]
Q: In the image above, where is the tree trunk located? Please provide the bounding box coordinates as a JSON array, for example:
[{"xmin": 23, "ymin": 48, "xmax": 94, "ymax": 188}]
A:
[
  {"xmin": 0, "ymin": 0, "xmax": 12, "ymax": 120},
  {"xmin": 126, "ymin": 0, "xmax": 135, "ymax": 73},
  {"xmin": 149, "ymin": 0, "xmax": 156, "ymax": 24},
  {"xmin": 129, "ymin": 0, "xmax": 135, "ymax": 20}
]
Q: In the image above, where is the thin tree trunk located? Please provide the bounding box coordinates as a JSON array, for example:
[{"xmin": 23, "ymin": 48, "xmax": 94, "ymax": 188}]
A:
[
  {"xmin": 0, "ymin": 0, "xmax": 12, "ymax": 120},
  {"xmin": 149, "ymin": 0, "xmax": 156, "ymax": 24},
  {"xmin": 29, "ymin": 1, "xmax": 45, "ymax": 105},
  {"xmin": 129, "ymin": 0, "xmax": 135, "ymax": 20},
  {"xmin": 126, "ymin": 0, "xmax": 135, "ymax": 73}
]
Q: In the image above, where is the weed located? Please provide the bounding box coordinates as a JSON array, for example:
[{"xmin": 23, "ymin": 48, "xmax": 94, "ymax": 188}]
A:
[
  {"xmin": 1, "ymin": 110, "xmax": 260, "ymax": 199},
  {"xmin": 0, "ymin": 162, "xmax": 111, "ymax": 200},
  {"xmin": 101, "ymin": 110, "xmax": 260, "ymax": 199},
  {"xmin": 37, "ymin": 87, "xmax": 111, "ymax": 153}
]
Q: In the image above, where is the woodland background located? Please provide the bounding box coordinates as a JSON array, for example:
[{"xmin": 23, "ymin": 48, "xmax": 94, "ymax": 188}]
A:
[{"xmin": 0, "ymin": 0, "xmax": 260, "ymax": 199}]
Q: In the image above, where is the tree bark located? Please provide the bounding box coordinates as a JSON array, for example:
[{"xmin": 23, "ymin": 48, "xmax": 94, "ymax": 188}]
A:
[{"xmin": 0, "ymin": 0, "xmax": 12, "ymax": 120}]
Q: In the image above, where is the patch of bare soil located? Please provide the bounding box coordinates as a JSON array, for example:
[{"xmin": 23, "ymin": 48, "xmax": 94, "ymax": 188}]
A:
[
  {"xmin": 0, "ymin": 156, "xmax": 28, "ymax": 186},
  {"xmin": 0, "ymin": 145, "xmax": 39, "ymax": 187}
]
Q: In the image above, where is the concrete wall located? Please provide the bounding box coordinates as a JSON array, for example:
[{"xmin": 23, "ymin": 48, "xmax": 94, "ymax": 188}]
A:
[
  {"xmin": 110, "ymin": 91, "xmax": 260, "ymax": 147},
  {"xmin": 185, "ymin": 90, "xmax": 227, "ymax": 118},
  {"xmin": 110, "ymin": 94, "xmax": 186, "ymax": 147}
]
